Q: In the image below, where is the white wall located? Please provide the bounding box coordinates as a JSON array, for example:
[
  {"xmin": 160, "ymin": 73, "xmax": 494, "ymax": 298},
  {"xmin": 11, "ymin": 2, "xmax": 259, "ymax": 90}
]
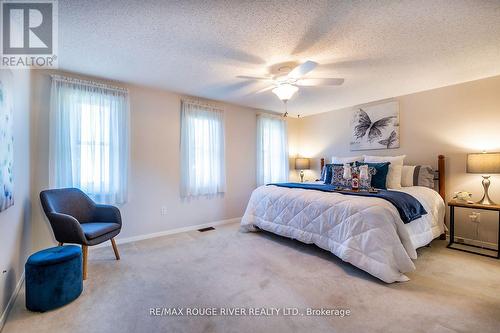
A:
[
  {"xmin": 295, "ymin": 75, "xmax": 500, "ymax": 245},
  {"xmin": 30, "ymin": 70, "xmax": 295, "ymax": 249},
  {"xmin": 0, "ymin": 70, "xmax": 32, "ymax": 324},
  {"xmin": 287, "ymin": 116, "xmax": 301, "ymax": 182}
]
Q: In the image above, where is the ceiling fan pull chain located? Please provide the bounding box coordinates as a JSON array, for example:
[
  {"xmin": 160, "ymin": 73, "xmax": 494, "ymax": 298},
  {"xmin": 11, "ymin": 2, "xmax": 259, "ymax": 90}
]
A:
[{"xmin": 283, "ymin": 100, "xmax": 288, "ymax": 118}]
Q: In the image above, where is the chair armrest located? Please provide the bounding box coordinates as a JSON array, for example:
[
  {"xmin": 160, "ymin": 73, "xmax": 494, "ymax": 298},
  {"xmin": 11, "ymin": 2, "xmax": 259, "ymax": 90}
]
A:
[
  {"xmin": 47, "ymin": 212, "xmax": 86, "ymax": 244},
  {"xmin": 93, "ymin": 204, "xmax": 122, "ymax": 226}
]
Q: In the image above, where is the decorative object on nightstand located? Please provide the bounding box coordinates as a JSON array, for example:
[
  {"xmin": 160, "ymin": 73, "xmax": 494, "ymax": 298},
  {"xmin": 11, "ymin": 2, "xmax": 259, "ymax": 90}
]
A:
[
  {"xmin": 447, "ymin": 200, "xmax": 500, "ymax": 259},
  {"xmin": 467, "ymin": 152, "xmax": 500, "ymax": 205},
  {"xmin": 295, "ymin": 158, "xmax": 310, "ymax": 182},
  {"xmin": 453, "ymin": 191, "xmax": 473, "ymax": 203}
]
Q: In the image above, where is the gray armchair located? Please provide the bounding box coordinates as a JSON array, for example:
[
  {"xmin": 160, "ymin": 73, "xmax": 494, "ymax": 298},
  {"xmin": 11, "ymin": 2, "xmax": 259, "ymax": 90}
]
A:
[{"xmin": 40, "ymin": 188, "xmax": 122, "ymax": 280}]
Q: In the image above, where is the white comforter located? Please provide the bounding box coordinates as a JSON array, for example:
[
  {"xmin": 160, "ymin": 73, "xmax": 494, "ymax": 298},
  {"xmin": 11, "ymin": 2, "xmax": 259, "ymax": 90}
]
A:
[{"xmin": 241, "ymin": 185, "xmax": 445, "ymax": 283}]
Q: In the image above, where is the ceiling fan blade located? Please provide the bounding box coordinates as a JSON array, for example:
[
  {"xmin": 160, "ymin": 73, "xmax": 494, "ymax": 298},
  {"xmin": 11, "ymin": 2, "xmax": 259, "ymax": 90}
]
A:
[
  {"xmin": 255, "ymin": 85, "xmax": 275, "ymax": 93},
  {"xmin": 236, "ymin": 75, "xmax": 272, "ymax": 81},
  {"xmin": 296, "ymin": 78, "xmax": 344, "ymax": 86},
  {"xmin": 288, "ymin": 60, "xmax": 318, "ymax": 79}
]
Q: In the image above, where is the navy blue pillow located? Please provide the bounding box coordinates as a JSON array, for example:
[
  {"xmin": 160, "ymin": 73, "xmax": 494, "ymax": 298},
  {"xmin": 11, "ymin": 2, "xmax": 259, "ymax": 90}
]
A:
[
  {"xmin": 356, "ymin": 162, "xmax": 390, "ymax": 189},
  {"xmin": 323, "ymin": 164, "xmax": 336, "ymax": 184},
  {"xmin": 320, "ymin": 165, "xmax": 327, "ymax": 182}
]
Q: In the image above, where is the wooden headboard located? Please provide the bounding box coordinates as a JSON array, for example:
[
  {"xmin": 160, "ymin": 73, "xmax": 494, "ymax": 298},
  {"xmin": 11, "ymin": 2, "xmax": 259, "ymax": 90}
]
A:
[
  {"xmin": 437, "ymin": 155, "xmax": 445, "ymax": 200},
  {"xmin": 320, "ymin": 155, "xmax": 446, "ymax": 200}
]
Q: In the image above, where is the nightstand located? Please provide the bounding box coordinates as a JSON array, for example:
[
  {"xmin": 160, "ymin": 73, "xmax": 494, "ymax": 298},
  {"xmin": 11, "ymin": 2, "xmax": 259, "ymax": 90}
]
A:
[{"xmin": 448, "ymin": 200, "xmax": 500, "ymax": 258}]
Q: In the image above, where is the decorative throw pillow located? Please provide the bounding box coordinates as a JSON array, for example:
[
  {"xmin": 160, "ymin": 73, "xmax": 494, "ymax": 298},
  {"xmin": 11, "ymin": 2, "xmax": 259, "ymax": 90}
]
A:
[
  {"xmin": 331, "ymin": 156, "xmax": 364, "ymax": 164},
  {"xmin": 323, "ymin": 163, "xmax": 342, "ymax": 184},
  {"xmin": 356, "ymin": 166, "xmax": 375, "ymax": 189},
  {"xmin": 330, "ymin": 164, "xmax": 351, "ymax": 188},
  {"xmin": 363, "ymin": 155, "xmax": 406, "ymax": 189},
  {"xmin": 320, "ymin": 165, "xmax": 327, "ymax": 181},
  {"xmin": 330, "ymin": 165, "xmax": 374, "ymax": 189},
  {"xmin": 401, "ymin": 165, "xmax": 435, "ymax": 188},
  {"xmin": 356, "ymin": 162, "xmax": 390, "ymax": 190},
  {"xmin": 321, "ymin": 157, "xmax": 364, "ymax": 181}
]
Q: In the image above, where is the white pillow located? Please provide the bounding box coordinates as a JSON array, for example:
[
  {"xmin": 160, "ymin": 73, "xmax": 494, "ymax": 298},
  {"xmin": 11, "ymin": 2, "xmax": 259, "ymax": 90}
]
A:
[
  {"xmin": 363, "ymin": 155, "xmax": 406, "ymax": 189},
  {"xmin": 331, "ymin": 156, "xmax": 364, "ymax": 164},
  {"xmin": 401, "ymin": 165, "xmax": 414, "ymax": 187}
]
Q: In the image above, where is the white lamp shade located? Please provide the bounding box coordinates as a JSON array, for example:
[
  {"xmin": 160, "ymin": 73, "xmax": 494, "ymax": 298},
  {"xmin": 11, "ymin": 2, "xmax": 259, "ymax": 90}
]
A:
[
  {"xmin": 295, "ymin": 158, "xmax": 310, "ymax": 170},
  {"xmin": 467, "ymin": 152, "xmax": 500, "ymax": 174},
  {"xmin": 272, "ymin": 84, "xmax": 298, "ymax": 101}
]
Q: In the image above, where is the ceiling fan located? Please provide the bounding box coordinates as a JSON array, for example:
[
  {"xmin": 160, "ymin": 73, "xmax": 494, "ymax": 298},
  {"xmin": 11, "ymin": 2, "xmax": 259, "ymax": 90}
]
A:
[{"xmin": 237, "ymin": 60, "xmax": 344, "ymax": 102}]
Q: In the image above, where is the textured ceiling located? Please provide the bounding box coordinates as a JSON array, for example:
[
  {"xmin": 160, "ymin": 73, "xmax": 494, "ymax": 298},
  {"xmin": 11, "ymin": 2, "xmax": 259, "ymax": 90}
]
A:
[{"xmin": 58, "ymin": 0, "xmax": 500, "ymax": 116}]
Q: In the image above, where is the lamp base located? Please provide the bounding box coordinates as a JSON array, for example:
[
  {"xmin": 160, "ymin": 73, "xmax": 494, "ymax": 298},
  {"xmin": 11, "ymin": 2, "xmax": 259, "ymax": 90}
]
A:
[
  {"xmin": 476, "ymin": 176, "xmax": 496, "ymax": 205},
  {"xmin": 300, "ymin": 170, "xmax": 304, "ymax": 183},
  {"xmin": 476, "ymin": 196, "xmax": 496, "ymax": 205}
]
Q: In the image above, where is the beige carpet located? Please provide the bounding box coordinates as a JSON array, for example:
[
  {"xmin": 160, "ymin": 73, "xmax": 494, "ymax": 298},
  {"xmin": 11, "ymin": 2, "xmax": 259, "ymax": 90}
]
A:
[{"xmin": 3, "ymin": 222, "xmax": 500, "ymax": 333}]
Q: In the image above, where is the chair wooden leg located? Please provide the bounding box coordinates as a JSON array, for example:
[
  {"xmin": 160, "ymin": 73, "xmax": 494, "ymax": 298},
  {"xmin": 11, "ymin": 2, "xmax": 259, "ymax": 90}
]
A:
[
  {"xmin": 111, "ymin": 238, "xmax": 120, "ymax": 260},
  {"xmin": 58, "ymin": 242, "xmax": 63, "ymax": 246},
  {"xmin": 82, "ymin": 245, "xmax": 88, "ymax": 280}
]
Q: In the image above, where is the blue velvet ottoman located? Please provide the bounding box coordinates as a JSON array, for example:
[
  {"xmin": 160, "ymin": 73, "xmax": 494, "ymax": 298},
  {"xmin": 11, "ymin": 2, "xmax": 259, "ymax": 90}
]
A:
[{"xmin": 25, "ymin": 245, "xmax": 83, "ymax": 312}]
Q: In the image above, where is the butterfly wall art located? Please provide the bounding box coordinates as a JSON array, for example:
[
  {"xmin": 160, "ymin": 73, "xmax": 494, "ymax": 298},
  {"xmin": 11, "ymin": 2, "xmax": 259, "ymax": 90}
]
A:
[{"xmin": 350, "ymin": 101, "xmax": 400, "ymax": 151}]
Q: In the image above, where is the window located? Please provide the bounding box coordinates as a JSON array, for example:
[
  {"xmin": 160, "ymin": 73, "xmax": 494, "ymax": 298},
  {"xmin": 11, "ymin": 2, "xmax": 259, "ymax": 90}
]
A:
[
  {"xmin": 49, "ymin": 75, "xmax": 129, "ymax": 204},
  {"xmin": 180, "ymin": 100, "xmax": 225, "ymax": 197},
  {"xmin": 256, "ymin": 114, "xmax": 289, "ymax": 185},
  {"xmin": 78, "ymin": 103, "xmax": 111, "ymax": 193}
]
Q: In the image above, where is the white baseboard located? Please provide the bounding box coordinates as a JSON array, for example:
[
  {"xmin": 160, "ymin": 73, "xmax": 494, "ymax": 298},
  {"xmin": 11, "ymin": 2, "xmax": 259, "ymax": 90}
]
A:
[
  {"xmin": 0, "ymin": 271, "xmax": 24, "ymax": 332},
  {"xmin": 93, "ymin": 217, "xmax": 241, "ymax": 249}
]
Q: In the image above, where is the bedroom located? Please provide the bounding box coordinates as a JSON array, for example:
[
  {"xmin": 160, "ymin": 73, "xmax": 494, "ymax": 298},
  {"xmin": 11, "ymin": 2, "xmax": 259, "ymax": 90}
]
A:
[{"xmin": 1, "ymin": 1, "xmax": 500, "ymax": 332}]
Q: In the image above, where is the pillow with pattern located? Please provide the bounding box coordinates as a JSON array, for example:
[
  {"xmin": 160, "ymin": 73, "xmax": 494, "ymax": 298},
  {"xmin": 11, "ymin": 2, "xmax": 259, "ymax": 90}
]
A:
[
  {"xmin": 330, "ymin": 165, "xmax": 375, "ymax": 189},
  {"xmin": 323, "ymin": 163, "xmax": 342, "ymax": 184},
  {"xmin": 355, "ymin": 161, "xmax": 390, "ymax": 190}
]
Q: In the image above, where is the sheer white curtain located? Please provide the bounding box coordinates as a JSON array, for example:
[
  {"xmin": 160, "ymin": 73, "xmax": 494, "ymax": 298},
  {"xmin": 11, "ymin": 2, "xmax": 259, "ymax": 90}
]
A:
[
  {"xmin": 49, "ymin": 75, "xmax": 130, "ymax": 204},
  {"xmin": 256, "ymin": 113, "xmax": 289, "ymax": 186},
  {"xmin": 180, "ymin": 100, "xmax": 225, "ymax": 197}
]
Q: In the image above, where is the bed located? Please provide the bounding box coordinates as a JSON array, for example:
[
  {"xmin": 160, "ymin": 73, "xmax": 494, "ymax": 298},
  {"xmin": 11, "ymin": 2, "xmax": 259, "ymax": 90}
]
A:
[{"xmin": 241, "ymin": 155, "xmax": 446, "ymax": 283}]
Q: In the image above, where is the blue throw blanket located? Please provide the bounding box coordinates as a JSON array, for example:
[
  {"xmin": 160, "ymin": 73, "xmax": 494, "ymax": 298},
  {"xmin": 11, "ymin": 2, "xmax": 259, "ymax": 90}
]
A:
[{"xmin": 267, "ymin": 183, "xmax": 427, "ymax": 224}]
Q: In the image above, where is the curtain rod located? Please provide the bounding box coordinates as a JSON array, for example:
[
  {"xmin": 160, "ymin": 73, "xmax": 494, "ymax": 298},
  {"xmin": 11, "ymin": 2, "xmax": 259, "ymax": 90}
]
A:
[
  {"xmin": 181, "ymin": 97, "xmax": 224, "ymax": 110},
  {"xmin": 51, "ymin": 74, "xmax": 129, "ymax": 93},
  {"xmin": 257, "ymin": 111, "xmax": 285, "ymax": 119}
]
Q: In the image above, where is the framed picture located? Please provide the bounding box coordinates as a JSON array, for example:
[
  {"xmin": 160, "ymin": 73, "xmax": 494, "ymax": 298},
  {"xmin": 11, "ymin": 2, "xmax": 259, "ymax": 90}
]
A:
[
  {"xmin": 350, "ymin": 101, "xmax": 400, "ymax": 151},
  {"xmin": 0, "ymin": 70, "xmax": 14, "ymax": 212}
]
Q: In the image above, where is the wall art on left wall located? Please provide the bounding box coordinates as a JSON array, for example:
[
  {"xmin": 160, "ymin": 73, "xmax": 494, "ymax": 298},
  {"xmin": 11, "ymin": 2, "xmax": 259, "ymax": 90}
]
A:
[{"xmin": 0, "ymin": 70, "xmax": 14, "ymax": 212}]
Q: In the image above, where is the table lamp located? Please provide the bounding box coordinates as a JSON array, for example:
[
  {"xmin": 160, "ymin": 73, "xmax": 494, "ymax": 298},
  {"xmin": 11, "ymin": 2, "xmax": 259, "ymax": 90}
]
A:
[
  {"xmin": 466, "ymin": 152, "xmax": 500, "ymax": 205},
  {"xmin": 295, "ymin": 158, "xmax": 310, "ymax": 182}
]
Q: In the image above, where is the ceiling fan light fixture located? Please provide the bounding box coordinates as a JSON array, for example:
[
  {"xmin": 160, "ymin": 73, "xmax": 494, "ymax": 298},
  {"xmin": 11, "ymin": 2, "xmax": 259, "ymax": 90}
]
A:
[{"xmin": 272, "ymin": 83, "xmax": 298, "ymax": 102}]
